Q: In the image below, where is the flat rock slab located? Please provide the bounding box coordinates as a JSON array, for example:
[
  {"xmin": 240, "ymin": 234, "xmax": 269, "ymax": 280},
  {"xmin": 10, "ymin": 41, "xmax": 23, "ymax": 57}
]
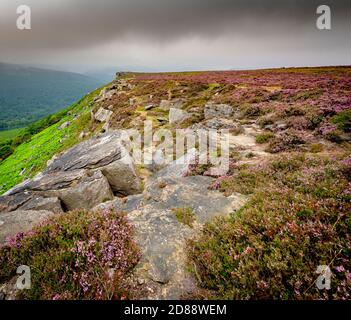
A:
[
  {"xmin": 44, "ymin": 132, "xmax": 123, "ymax": 173},
  {"xmin": 0, "ymin": 210, "xmax": 55, "ymax": 245},
  {"xmin": 44, "ymin": 132, "xmax": 141, "ymax": 195},
  {"xmin": 126, "ymin": 175, "xmax": 247, "ymax": 299}
]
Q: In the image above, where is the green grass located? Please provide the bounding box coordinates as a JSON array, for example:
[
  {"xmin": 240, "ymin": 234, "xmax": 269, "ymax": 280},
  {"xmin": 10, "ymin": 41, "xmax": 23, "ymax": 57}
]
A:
[
  {"xmin": 0, "ymin": 128, "xmax": 23, "ymax": 143},
  {"xmin": 172, "ymin": 207, "xmax": 196, "ymax": 227},
  {"xmin": 255, "ymin": 132, "xmax": 274, "ymax": 144},
  {"xmin": 0, "ymin": 87, "xmax": 104, "ymax": 195}
]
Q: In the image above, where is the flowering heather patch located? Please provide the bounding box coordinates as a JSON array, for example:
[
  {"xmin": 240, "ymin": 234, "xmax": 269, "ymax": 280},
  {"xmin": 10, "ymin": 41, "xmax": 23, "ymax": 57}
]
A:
[
  {"xmin": 266, "ymin": 129, "xmax": 306, "ymax": 153},
  {"xmin": 189, "ymin": 153, "xmax": 351, "ymax": 300},
  {"xmin": 116, "ymin": 67, "xmax": 351, "ymax": 149},
  {"xmin": 0, "ymin": 209, "xmax": 140, "ymax": 300}
]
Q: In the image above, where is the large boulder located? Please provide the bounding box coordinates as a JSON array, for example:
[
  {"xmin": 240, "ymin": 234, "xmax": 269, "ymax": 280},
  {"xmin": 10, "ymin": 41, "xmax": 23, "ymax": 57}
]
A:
[
  {"xmin": 1, "ymin": 132, "xmax": 141, "ymax": 213},
  {"xmin": 0, "ymin": 210, "xmax": 55, "ymax": 245},
  {"xmin": 5, "ymin": 170, "xmax": 114, "ymax": 211},
  {"xmin": 44, "ymin": 132, "xmax": 142, "ymax": 195},
  {"xmin": 94, "ymin": 107, "xmax": 113, "ymax": 123},
  {"xmin": 41, "ymin": 171, "xmax": 113, "ymax": 210},
  {"xmin": 204, "ymin": 103, "xmax": 234, "ymax": 119}
]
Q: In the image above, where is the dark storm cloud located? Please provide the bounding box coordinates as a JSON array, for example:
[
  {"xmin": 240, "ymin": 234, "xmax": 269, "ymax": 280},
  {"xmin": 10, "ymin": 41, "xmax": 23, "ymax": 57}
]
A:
[
  {"xmin": 0, "ymin": 0, "xmax": 350, "ymax": 70},
  {"xmin": 1, "ymin": 0, "xmax": 350, "ymax": 50}
]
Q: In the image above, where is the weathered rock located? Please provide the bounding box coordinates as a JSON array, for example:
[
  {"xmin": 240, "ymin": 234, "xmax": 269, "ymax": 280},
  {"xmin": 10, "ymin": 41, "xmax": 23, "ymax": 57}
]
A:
[
  {"xmin": 57, "ymin": 121, "xmax": 71, "ymax": 130},
  {"xmin": 149, "ymin": 148, "xmax": 197, "ymax": 181},
  {"xmin": 195, "ymin": 118, "xmax": 242, "ymax": 131},
  {"xmin": 99, "ymin": 88, "xmax": 118, "ymax": 101},
  {"xmin": 159, "ymin": 100, "xmax": 171, "ymax": 111},
  {"xmin": 204, "ymin": 103, "xmax": 234, "ymax": 119},
  {"xmin": 159, "ymin": 99, "xmax": 184, "ymax": 111},
  {"xmin": 0, "ymin": 210, "xmax": 55, "ymax": 245},
  {"xmin": 5, "ymin": 170, "xmax": 114, "ymax": 211},
  {"xmin": 100, "ymin": 154, "xmax": 142, "ymax": 196},
  {"xmin": 79, "ymin": 131, "xmax": 88, "ymax": 139},
  {"xmin": 144, "ymin": 104, "xmax": 154, "ymax": 111},
  {"xmin": 94, "ymin": 107, "xmax": 113, "ymax": 123},
  {"xmin": 0, "ymin": 193, "xmax": 32, "ymax": 213},
  {"xmin": 0, "ymin": 194, "xmax": 63, "ymax": 213},
  {"xmin": 127, "ymin": 175, "xmax": 247, "ymax": 299},
  {"xmin": 44, "ymin": 133, "xmax": 123, "ymax": 172},
  {"xmin": 169, "ymin": 108, "xmax": 190, "ymax": 124},
  {"xmin": 41, "ymin": 171, "xmax": 113, "ymax": 211},
  {"xmin": 19, "ymin": 197, "xmax": 63, "ymax": 213},
  {"xmin": 0, "ymin": 277, "xmax": 19, "ymax": 300},
  {"xmin": 94, "ymin": 194, "xmax": 144, "ymax": 213},
  {"xmin": 44, "ymin": 132, "xmax": 141, "ymax": 195},
  {"xmin": 276, "ymin": 122, "xmax": 288, "ymax": 130}
]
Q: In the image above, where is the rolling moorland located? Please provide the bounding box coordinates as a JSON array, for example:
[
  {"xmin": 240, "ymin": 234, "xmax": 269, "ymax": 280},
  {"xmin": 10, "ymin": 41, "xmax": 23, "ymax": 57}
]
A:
[{"xmin": 0, "ymin": 67, "xmax": 350, "ymax": 300}]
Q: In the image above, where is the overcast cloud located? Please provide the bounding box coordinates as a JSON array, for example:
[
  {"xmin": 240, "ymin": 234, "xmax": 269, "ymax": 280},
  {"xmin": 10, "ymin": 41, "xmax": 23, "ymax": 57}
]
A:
[{"xmin": 0, "ymin": 0, "xmax": 350, "ymax": 72}]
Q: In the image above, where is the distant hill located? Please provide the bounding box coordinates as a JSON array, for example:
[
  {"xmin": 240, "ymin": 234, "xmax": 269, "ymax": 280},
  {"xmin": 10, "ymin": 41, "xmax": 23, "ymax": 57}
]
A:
[{"xmin": 0, "ymin": 63, "xmax": 104, "ymax": 130}]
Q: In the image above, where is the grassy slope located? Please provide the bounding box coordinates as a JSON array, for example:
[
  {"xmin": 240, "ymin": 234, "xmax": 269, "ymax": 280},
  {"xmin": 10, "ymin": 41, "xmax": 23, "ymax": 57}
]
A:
[{"xmin": 0, "ymin": 87, "xmax": 104, "ymax": 194}]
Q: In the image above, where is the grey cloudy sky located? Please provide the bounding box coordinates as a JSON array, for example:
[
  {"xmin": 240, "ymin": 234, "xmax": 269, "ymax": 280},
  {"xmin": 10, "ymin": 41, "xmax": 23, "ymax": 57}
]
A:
[{"xmin": 0, "ymin": 0, "xmax": 350, "ymax": 72}]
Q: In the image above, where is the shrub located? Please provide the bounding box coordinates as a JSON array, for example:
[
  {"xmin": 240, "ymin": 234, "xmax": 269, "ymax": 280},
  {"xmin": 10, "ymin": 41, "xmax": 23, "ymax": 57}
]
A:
[
  {"xmin": 309, "ymin": 143, "xmax": 324, "ymax": 153},
  {"xmin": 0, "ymin": 209, "xmax": 140, "ymax": 300},
  {"xmin": 331, "ymin": 110, "xmax": 351, "ymax": 133},
  {"xmin": 256, "ymin": 132, "xmax": 274, "ymax": 144},
  {"xmin": 266, "ymin": 130, "xmax": 305, "ymax": 153},
  {"xmin": 319, "ymin": 123, "xmax": 344, "ymax": 143},
  {"xmin": 257, "ymin": 115, "xmax": 275, "ymax": 128},
  {"xmin": 287, "ymin": 116, "xmax": 310, "ymax": 130},
  {"xmin": 188, "ymin": 154, "xmax": 351, "ymax": 299},
  {"xmin": 241, "ymin": 104, "xmax": 263, "ymax": 118}
]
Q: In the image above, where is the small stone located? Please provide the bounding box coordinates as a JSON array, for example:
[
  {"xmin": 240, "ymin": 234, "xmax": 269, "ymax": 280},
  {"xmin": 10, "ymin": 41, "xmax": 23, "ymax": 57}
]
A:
[
  {"xmin": 94, "ymin": 107, "xmax": 113, "ymax": 123},
  {"xmin": 169, "ymin": 108, "xmax": 190, "ymax": 124},
  {"xmin": 57, "ymin": 121, "xmax": 71, "ymax": 130},
  {"xmin": 145, "ymin": 104, "xmax": 154, "ymax": 111}
]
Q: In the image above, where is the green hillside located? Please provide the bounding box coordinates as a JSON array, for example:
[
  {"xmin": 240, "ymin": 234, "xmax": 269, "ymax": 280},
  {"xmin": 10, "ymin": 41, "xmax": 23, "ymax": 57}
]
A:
[
  {"xmin": 0, "ymin": 63, "xmax": 104, "ymax": 130},
  {"xmin": 0, "ymin": 86, "xmax": 105, "ymax": 194}
]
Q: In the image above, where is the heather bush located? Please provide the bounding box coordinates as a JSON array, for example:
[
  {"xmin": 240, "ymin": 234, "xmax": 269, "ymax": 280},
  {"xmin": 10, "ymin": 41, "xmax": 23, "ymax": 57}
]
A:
[
  {"xmin": 240, "ymin": 104, "xmax": 265, "ymax": 118},
  {"xmin": 287, "ymin": 116, "xmax": 310, "ymax": 130},
  {"xmin": 318, "ymin": 123, "xmax": 344, "ymax": 143},
  {"xmin": 266, "ymin": 129, "xmax": 305, "ymax": 153},
  {"xmin": 256, "ymin": 132, "xmax": 275, "ymax": 144},
  {"xmin": 257, "ymin": 115, "xmax": 275, "ymax": 128},
  {"xmin": 331, "ymin": 109, "xmax": 351, "ymax": 133},
  {"xmin": 189, "ymin": 153, "xmax": 351, "ymax": 299},
  {"xmin": 309, "ymin": 143, "xmax": 324, "ymax": 153},
  {"xmin": 0, "ymin": 209, "xmax": 140, "ymax": 300}
]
